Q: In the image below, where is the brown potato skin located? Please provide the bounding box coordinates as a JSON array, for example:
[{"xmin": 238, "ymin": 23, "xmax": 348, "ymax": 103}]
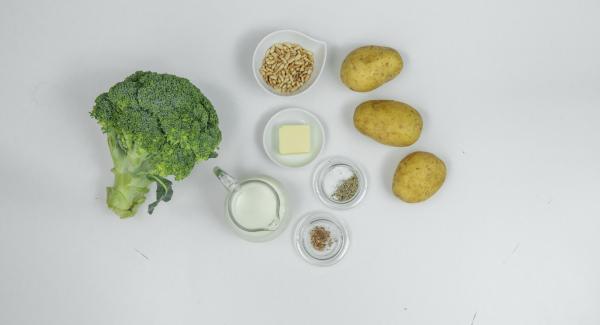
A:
[
  {"xmin": 353, "ymin": 100, "xmax": 423, "ymax": 147},
  {"xmin": 340, "ymin": 46, "xmax": 403, "ymax": 92},
  {"xmin": 393, "ymin": 151, "xmax": 446, "ymax": 203}
]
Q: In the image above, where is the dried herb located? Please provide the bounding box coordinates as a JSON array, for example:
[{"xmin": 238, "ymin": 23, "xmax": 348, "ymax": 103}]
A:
[
  {"xmin": 332, "ymin": 175, "xmax": 359, "ymax": 202},
  {"xmin": 310, "ymin": 226, "xmax": 332, "ymax": 251}
]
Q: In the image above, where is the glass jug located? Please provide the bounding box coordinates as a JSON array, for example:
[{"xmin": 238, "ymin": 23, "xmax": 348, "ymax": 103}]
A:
[{"xmin": 213, "ymin": 167, "xmax": 287, "ymax": 242}]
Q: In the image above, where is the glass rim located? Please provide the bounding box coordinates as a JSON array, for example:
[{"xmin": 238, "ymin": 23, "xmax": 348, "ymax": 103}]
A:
[
  {"xmin": 312, "ymin": 156, "xmax": 368, "ymax": 210},
  {"xmin": 293, "ymin": 211, "xmax": 350, "ymax": 266}
]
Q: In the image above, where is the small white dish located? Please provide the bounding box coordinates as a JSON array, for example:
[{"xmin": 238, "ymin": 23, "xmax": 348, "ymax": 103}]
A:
[
  {"xmin": 252, "ymin": 29, "xmax": 327, "ymax": 97},
  {"xmin": 263, "ymin": 107, "xmax": 325, "ymax": 168}
]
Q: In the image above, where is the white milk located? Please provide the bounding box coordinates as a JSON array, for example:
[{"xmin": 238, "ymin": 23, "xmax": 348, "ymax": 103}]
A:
[{"xmin": 230, "ymin": 181, "xmax": 279, "ymax": 229}]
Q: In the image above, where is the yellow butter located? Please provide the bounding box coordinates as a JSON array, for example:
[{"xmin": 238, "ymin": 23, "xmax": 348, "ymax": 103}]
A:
[{"xmin": 278, "ymin": 124, "xmax": 311, "ymax": 155}]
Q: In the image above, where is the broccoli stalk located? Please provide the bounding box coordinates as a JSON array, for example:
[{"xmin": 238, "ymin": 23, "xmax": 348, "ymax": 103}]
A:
[
  {"xmin": 91, "ymin": 71, "xmax": 221, "ymax": 218},
  {"xmin": 105, "ymin": 132, "xmax": 153, "ymax": 218}
]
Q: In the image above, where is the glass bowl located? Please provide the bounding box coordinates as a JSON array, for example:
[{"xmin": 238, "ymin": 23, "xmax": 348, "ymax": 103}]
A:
[
  {"xmin": 312, "ymin": 156, "xmax": 367, "ymax": 209},
  {"xmin": 293, "ymin": 211, "xmax": 350, "ymax": 266}
]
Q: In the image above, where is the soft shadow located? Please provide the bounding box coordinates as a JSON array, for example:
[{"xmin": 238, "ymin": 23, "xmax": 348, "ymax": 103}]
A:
[
  {"xmin": 189, "ymin": 81, "xmax": 240, "ymax": 228},
  {"xmin": 194, "ymin": 81, "xmax": 240, "ymax": 157},
  {"xmin": 326, "ymin": 43, "xmax": 345, "ymax": 83},
  {"xmin": 337, "ymin": 96, "xmax": 361, "ymax": 133},
  {"xmin": 381, "ymin": 149, "xmax": 411, "ymax": 200},
  {"xmin": 253, "ymin": 105, "xmax": 286, "ymax": 156},
  {"xmin": 57, "ymin": 58, "xmax": 169, "ymax": 212},
  {"xmin": 233, "ymin": 26, "xmax": 274, "ymax": 90}
]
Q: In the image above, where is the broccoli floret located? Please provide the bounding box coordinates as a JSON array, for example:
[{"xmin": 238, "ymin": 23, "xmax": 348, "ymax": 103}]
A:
[{"xmin": 91, "ymin": 71, "xmax": 221, "ymax": 218}]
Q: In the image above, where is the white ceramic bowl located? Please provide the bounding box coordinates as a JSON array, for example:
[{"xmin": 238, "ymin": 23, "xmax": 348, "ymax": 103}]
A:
[
  {"xmin": 263, "ymin": 107, "xmax": 326, "ymax": 168},
  {"xmin": 252, "ymin": 29, "xmax": 327, "ymax": 97}
]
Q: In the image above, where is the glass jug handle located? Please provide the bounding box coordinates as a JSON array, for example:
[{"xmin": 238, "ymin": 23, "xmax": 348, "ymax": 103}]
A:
[{"xmin": 213, "ymin": 167, "xmax": 240, "ymax": 192}]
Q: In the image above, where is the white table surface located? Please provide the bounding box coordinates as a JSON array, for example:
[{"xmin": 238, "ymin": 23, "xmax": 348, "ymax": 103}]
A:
[{"xmin": 1, "ymin": 0, "xmax": 599, "ymax": 324}]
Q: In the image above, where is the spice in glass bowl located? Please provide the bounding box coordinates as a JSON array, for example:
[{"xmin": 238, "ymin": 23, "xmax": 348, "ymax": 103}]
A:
[
  {"xmin": 310, "ymin": 225, "xmax": 333, "ymax": 251},
  {"xmin": 313, "ymin": 157, "xmax": 367, "ymax": 209},
  {"xmin": 295, "ymin": 212, "xmax": 350, "ymax": 266},
  {"xmin": 321, "ymin": 164, "xmax": 359, "ymax": 203},
  {"xmin": 332, "ymin": 174, "xmax": 358, "ymax": 202},
  {"xmin": 259, "ymin": 42, "xmax": 314, "ymax": 94}
]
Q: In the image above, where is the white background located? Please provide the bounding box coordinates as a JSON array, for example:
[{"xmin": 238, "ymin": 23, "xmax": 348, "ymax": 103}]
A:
[{"xmin": 1, "ymin": 0, "xmax": 599, "ymax": 324}]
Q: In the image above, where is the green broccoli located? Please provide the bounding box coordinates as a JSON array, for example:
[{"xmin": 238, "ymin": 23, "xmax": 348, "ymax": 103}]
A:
[{"xmin": 91, "ymin": 71, "xmax": 222, "ymax": 218}]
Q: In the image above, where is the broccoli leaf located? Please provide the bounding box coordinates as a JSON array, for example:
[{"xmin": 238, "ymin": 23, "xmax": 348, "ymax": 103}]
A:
[{"xmin": 147, "ymin": 175, "xmax": 173, "ymax": 214}]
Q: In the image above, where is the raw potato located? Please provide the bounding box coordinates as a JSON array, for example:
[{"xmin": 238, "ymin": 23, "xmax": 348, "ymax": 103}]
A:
[
  {"xmin": 340, "ymin": 46, "xmax": 403, "ymax": 92},
  {"xmin": 393, "ymin": 151, "xmax": 446, "ymax": 203},
  {"xmin": 353, "ymin": 100, "xmax": 423, "ymax": 147}
]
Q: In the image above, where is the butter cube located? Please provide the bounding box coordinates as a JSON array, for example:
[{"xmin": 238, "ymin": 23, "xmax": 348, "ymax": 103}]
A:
[{"xmin": 278, "ymin": 124, "xmax": 311, "ymax": 155}]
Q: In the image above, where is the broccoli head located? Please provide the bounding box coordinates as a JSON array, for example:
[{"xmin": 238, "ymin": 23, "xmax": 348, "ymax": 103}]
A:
[{"xmin": 91, "ymin": 71, "xmax": 221, "ymax": 218}]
